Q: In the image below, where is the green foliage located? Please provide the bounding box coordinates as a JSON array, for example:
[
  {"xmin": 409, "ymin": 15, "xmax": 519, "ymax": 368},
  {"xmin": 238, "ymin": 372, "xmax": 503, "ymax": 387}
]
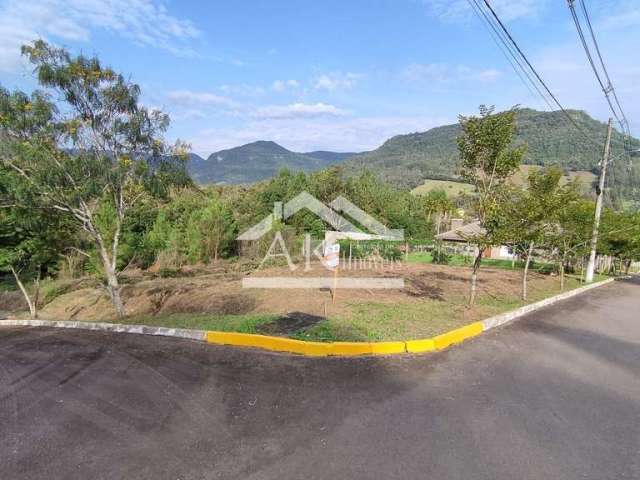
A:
[
  {"xmin": 188, "ymin": 140, "xmax": 351, "ymax": 184},
  {"xmin": 1, "ymin": 40, "xmax": 192, "ymax": 316},
  {"xmin": 343, "ymin": 108, "xmax": 640, "ymax": 200},
  {"xmin": 504, "ymin": 166, "xmax": 580, "ymax": 255},
  {"xmin": 431, "ymin": 249, "xmax": 451, "ymax": 265},
  {"xmin": 185, "ymin": 196, "xmax": 237, "ymax": 263},
  {"xmin": 457, "ymin": 105, "xmax": 524, "ymax": 248}
]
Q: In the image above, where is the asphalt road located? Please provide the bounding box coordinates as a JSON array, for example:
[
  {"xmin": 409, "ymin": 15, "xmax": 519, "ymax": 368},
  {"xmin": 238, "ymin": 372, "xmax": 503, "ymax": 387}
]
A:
[{"xmin": 1, "ymin": 277, "xmax": 639, "ymax": 480}]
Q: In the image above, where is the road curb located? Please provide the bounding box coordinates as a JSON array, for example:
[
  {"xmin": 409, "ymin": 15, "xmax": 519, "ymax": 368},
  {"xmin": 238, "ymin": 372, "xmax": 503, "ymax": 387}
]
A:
[
  {"xmin": 0, "ymin": 277, "xmax": 617, "ymax": 356},
  {"xmin": 480, "ymin": 277, "xmax": 616, "ymax": 332},
  {"xmin": 0, "ymin": 319, "xmax": 206, "ymax": 341}
]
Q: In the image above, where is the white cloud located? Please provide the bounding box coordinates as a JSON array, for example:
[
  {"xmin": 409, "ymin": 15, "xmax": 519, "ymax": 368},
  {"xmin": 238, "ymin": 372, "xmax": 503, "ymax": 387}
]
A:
[
  {"xmin": 0, "ymin": 0, "xmax": 202, "ymax": 73},
  {"xmin": 424, "ymin": 0, "xmax": 546, "ymax": 23},
  {"xmin": 171, "ymin": 109, "xmax": 207, "ymax": 121},
  {"xmin": 402, "ymin": 63, "xmax": 449, "ymax": 82},
  {"xmin": 272, "ymin": 79, "xmax": 300, "ymax": 92},
  {"xmin": 189, "ymin": 115, "xmax": 449, "ymax": 155},
  {"xmin": 219, "ymin": 84, "xmax": 265, "ymax": 97},
  {"xmin": 314, "ymin": 72, "xmax": 360, "ymax": 91},
  {"xmin": 598, "ymin": 4, "xmax": 640, "ymax": 30},
  {"xmin": 251, "ymin": 102, "xmax": 348, "ymax": 119},
  {"xmin": 167, "ymin": 90, "xmax": 236, "ymax": 108},
  {"xmin": 402, "ymin": 63, "xmax": 501, "ymax": 83}
]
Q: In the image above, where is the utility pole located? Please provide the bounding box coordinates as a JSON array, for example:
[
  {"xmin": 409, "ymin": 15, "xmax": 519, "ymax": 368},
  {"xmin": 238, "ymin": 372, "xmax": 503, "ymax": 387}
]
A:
[{"xmin": 585, "ymin": 118, "xmax": 613, "ymax": 283}]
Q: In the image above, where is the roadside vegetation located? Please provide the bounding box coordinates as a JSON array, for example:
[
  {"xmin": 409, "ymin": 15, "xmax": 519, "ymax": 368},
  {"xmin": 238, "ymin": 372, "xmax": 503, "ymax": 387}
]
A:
[{"xmin": 2, "ymin": 40, "xmax": 639, "ymax": 342}]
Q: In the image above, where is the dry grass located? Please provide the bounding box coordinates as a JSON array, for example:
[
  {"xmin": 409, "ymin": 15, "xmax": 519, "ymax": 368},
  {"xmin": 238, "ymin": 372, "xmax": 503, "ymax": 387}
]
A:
[{"xmin": 30, "ymin": 261, "xmax": 590, "ymax": 341}]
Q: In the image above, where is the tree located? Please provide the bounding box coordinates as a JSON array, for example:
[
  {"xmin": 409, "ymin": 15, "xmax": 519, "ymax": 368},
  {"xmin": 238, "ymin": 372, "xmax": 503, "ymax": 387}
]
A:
[
  {"xmin": 551, "ymin": 199, "xmax": 594, "ymax": 287},
  {"xmin": 0, "ymin": 181, "xmax": 73, "ymax": 318},
  {"xmin": 505, "ymin": 168, "xmax": 579, "ymax": 299},
  {"xmin": 458, "ymin": 105, "xmax": 524, "ymax": 306},
  {"xmin": 0, "ymin": 41, "xmax": 188, "ymax": 318},
  {"xmin": 599, "ymin": 210, "xmax": 640, "ymax": 274},
  {"xmin": 186, "ymin": 196, "xmax": 237, "ymax": 263}
]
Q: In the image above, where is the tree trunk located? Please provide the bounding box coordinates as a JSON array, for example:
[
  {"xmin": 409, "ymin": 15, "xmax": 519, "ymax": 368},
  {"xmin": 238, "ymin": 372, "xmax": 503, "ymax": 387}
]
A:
[
  {"xmin": 469, "ymin": 248, "xmax": 484, "ymax": 307},
  {"xmin": 97, "ymin": 247, "xmax": 125, "ymax": 319},
  {"xmin": 522, "ymin": 242, "xmax": 534, "ymax": 301},
  {"xmin": 560, "ymin": 251, "xmax": 567, "ymax": 291},
  {"xmin": 11, "ymin": 267, "xmax": 39, "ymax": 320},
  {"xmin": 624, "ymin": 259, "xmax": 632, "ymax": 275}
]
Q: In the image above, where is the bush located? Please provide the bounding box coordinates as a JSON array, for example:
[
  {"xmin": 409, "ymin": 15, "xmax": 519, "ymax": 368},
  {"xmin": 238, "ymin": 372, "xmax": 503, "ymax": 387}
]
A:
[{"xmin": 431, "ymin": 249, "xmax": 451, "ymax": 265}]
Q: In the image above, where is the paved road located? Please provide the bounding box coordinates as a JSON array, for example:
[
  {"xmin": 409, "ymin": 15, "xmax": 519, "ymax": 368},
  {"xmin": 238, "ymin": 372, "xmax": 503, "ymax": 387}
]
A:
[{"xmin": 1, "ymin": 278, "xmax": 639, "ymax": 480}]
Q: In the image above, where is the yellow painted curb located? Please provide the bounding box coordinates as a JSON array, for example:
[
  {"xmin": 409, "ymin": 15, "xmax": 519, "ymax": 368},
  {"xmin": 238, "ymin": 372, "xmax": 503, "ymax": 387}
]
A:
[
  {"xmin": 206, "ymin": 331, "xmax": 330, "ymax": 356},
  {"xmin": 432, "ymin": 322, "xmax": 484, "ymax": 350},
  {"xmin": 405, "ymin": 338, "xmax": 436, "ymax": 353},
  {"xmin": 328, "ymin": 342, "xmax": 374, "ymax": 356},
  {"xmin": 370, "ymin": 341, "xmax": 407, "ymax": 355}
]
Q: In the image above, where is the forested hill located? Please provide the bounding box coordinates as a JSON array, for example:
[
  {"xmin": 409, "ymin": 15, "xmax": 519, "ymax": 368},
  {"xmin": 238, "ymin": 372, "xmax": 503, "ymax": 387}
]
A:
[
  {"xmin": 187, "ymin": 141, "xmax": 356, "ymax": 184},
  {"xmin": 343, "ymin": 108, "xmax": 640, "ymax": 190}
]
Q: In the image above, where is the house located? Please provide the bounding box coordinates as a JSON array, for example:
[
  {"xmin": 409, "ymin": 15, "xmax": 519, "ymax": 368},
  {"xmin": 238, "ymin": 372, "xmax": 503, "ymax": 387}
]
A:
[{"xmin": 435, "ymin": 219, "xmax": 514, "ymax": 260}]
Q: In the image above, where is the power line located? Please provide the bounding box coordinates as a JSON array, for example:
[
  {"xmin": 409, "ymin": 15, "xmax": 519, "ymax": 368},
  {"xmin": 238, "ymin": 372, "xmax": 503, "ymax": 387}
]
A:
[
  {"xmin": 465, "ymin": 0, "xmax": 554, "ymax": 111},
  {"xmin": 578, "ymin": 0, "xmax": 630, "ymax": 138},
  {"xmin": 567, "ymin": 0, "xmax": 626, "ymax": 135},
  {"xmin": 479, "ymin": 0, "xmax": 604, "ymax": 150}
]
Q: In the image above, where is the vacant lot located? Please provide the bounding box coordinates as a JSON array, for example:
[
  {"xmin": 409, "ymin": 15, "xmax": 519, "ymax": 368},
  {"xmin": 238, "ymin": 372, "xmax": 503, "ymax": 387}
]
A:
[{"xmin": 6, "ymin": 260, "xmax": 587, "ymax": 342}]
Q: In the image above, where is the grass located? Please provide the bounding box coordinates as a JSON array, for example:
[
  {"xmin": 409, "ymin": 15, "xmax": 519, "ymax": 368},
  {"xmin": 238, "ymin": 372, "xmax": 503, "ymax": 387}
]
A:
[
  {"xmin": 407, "ymin": 252, "xmax": 555, "ymax": 272},
  {"xmin": 290, "ymin": 274, "xmax": 594, "ymax": 342},
  {"xmin": 409, "ymin": 168, "xmax": 596, "ymax": 198},
  {"xmin": 114, "ymin": 312, "xmax": 278, "ymax": 333},
  {"xmin": 411, "ymin": 179, "xmax": 475, "ymax": 197},
  {"xmin": 100, "ymin": 269, "xmax": 609, "ymax": 343}
]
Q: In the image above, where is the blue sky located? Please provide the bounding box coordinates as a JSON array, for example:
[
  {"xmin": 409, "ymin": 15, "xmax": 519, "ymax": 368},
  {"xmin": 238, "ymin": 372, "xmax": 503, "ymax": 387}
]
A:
[{"xmin": 0, "ymin": 0, "xmax": 638, "ymax": 156}]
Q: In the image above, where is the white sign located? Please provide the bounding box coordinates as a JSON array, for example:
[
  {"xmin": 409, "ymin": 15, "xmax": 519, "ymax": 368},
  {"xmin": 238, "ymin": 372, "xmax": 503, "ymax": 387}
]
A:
[{"xmin": 323, "ymin": 243, "xmax": 340, "ymax": 269}]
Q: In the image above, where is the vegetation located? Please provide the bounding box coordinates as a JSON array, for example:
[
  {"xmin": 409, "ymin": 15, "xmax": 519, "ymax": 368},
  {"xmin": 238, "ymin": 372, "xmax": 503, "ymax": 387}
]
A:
[
  {"xmin": 344, "ymin": 108, "xmax": 640, "ymax": 206},
  {"xmin": 2, "ymin": 41, "xmax": 640, "ymax": 331},
  {"xmin": 1, "ymin": 41, "xmax": 189, "ymax": 317},
  {"xmin": 457, "ymin": 105, "xmax": 525, "ymax": 306},
  {"xmin": 187, "ymin": 140, "xmax": 354, "ymax": 184},
  {"xmin": 503, "ymin": 167, "xmax": 580, "ymax": 299}
]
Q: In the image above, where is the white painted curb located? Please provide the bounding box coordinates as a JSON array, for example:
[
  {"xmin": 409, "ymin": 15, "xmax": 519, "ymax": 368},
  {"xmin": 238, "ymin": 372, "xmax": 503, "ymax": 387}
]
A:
[
  {"xmin": 481, "ymin": 278, "xmax": 616, "ymax": 332},
  {"xmin": 0, "ymin": 319, "xmax": 206, "ymax": 341}
]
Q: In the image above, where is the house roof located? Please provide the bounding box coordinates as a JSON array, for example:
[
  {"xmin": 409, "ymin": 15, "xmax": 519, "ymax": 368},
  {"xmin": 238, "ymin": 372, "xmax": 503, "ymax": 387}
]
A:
[{"xmin": 435, "ymin": 220, "xmax": 485, "ymax": 242}]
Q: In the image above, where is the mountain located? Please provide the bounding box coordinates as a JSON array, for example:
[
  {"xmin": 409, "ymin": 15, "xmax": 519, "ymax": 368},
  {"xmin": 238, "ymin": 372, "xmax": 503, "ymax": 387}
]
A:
[
  {"xmin": 302, "ymin": 151, "xmax": 357, "ymax": 163},
  {"xmin": 343, "ymin": 108, "xmax": 640, "ymax": 190},
  {"xmin": 188, "ymin": 141, "xmax": 356, "ymax": 184}
]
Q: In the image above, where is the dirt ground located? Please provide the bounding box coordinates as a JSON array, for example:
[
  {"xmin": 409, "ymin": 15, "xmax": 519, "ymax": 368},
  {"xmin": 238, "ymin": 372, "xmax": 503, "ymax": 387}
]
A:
[{"xmin": 34, "ymin": 260, "xmax": 566, "ymax": 327}]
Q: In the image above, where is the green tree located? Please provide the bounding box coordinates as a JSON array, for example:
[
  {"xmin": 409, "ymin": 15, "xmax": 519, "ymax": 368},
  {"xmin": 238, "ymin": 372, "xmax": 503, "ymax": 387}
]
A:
[
  {"xmin": 599, "ymin": 210, "xmax": 640, "ymax": 274},
  {"xmin": 551, "ymin": 199, "xmax": 594, "ymax": 287},
  {"xmin": 0, "ymin": 41, "xmax": 189, "ymax": 318},
  {"xmin": 186, "ymin": 196, "xmax": 237, "ymax": 263},
  {"xmin": 505, "ymin": 168, "xmax": 579, "ymax": 299},
  {"xmin": 0, "ymin": 194, "xmax": 72, "ymax": 318},
  {"xmin": 458, "ymin": 105, "xmax": 525, "ymax": 306}
]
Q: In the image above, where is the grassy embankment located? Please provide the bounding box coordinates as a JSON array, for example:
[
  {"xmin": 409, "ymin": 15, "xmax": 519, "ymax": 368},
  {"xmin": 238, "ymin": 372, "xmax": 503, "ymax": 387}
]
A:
[{"xmin": 119, "ymin": 257, "xmax": 604, "ymax": 343}]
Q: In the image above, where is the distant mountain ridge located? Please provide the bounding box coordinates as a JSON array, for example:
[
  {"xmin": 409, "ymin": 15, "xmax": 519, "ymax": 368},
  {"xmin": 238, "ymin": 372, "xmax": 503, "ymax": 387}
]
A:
[
  {"xmin": 187, "ymin": 141, "xmax": 357, "ymax": 184},
  {"xmin": 343, "ymin": 108, "xmax": 640, "ymax": 189},
  {"xmin": 187, "ymin": 109, "xmax": 640, "ymax": 204}
]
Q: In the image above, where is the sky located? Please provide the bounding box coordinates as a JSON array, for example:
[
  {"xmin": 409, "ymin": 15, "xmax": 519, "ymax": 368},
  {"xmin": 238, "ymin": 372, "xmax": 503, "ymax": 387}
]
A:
[{"xmin": 0, "ymin": 0, "xmax": 638, "ymax": 157}]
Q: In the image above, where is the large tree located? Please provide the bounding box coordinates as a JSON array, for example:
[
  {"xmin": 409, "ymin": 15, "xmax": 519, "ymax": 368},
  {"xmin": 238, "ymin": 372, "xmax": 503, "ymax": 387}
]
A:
[
  {"xmin": 505, "ymin": 167, "xmax": 579, "ymax": 299},
  {"xmin": 0, "ymin": 41, "xmax": 189, "ymax": 318},
  {"xmin": 458, "ymin": 105, "xmax": 524, "ymax": 306}
]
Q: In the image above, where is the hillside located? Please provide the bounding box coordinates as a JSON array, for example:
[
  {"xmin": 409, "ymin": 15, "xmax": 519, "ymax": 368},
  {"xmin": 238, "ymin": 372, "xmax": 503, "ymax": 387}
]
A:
[
  {"xmin": 344, "ymin": 109, "xmax": 640, "ymax": 190},
  {"xmin": 188, "ymin": 141, "xmax": 356, "ymax": 184},
  {"xmin": 411, "ymin": 166, "xmax": 598, "ymax": 197}
]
